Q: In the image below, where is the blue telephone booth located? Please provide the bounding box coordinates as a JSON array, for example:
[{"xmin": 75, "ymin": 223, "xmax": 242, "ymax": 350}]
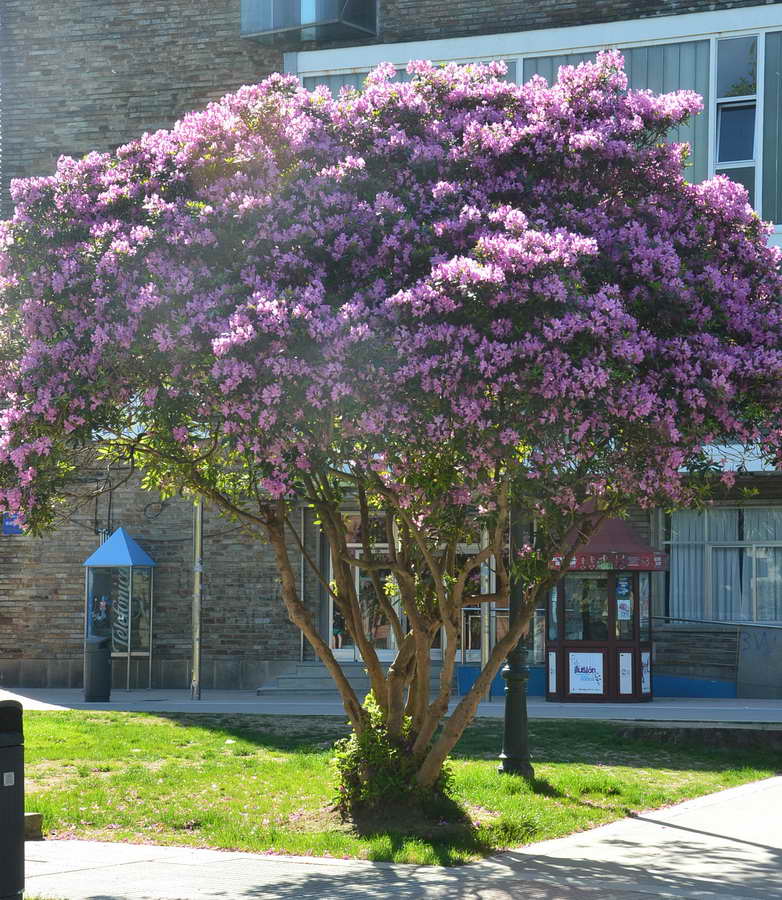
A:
[{"xmin": 83, "ymin": 528, "xmax": 156, "ymax": 690}]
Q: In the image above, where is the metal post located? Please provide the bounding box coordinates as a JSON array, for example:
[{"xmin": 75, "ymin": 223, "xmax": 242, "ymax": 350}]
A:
[
  {"xmin": 480, "ymin": 527, "xmax": 491, "ymax": 694},
  {"xmin": 127, "ymin": 567, "xmax": 133, "ymax": 691},
  {"xmin": 498, "ymin": 507, "xmax": 534, "ymax": 777},
  {"xmin": 191, "ymin": 498, "xmax": 203, "ymax": 700},
  {"xmin": 299, "ymin": 506, "xmax": 305, "ymax": 664},
  {"xmin": 148, "ymin": 568, "xmax": 154, "ymax": 690}
]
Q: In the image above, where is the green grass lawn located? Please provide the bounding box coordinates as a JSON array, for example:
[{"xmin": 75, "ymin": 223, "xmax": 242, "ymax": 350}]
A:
[{"xmin": 24, "ymin": 711, "xmax": 779, "ymax": 865}]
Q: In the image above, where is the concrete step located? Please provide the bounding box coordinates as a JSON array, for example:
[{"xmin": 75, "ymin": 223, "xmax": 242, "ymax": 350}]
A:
[{"xmin": 257, "ymin": 660, "xmax": 450, "ymax": 697}]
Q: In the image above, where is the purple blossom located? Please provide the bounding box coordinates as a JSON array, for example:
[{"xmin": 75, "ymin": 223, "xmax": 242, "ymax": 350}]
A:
[{"xmin": 0, "ymin": 51, "xmax": 780, "ymax": 530}]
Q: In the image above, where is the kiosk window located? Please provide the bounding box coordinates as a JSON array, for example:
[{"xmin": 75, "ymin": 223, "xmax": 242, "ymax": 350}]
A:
[
  {"xmin": 548, "ymin": 586, "xmax": 558, "ymax": 640},
  {"xmin": 615, "ymin": 575, "xmax": 635, "ymax": 640},
  {"xmin": 564, "ymin": 574, "xmax": 609, "ymax": 640},
  {"xmin": 639, "ymin": 573, "xmax": 651, "ymax": 640}
]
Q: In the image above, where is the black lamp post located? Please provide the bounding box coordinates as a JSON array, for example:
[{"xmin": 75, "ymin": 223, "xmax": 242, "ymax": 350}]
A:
[{"xmin": 498, "ymin": 510, "xmax": 534, "ymax": 777}]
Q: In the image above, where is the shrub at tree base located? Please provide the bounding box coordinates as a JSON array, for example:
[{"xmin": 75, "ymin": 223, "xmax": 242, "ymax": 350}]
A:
[
  {"xmin": 1, "ymin": 52, "xmax": 782, "ymax": 803},
  {"xmin": 332, "ymin": 694, "xmax": 453, "ymax": 818}
]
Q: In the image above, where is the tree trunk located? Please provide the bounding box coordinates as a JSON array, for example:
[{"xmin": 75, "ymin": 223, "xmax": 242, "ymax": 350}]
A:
[
  {"xmin": 265, "ymin": 510, "xmax": 366, "ymax": 732},
  {"xmin": 415, "ymin": 601, "xmax": 535, "ymax": 788}
]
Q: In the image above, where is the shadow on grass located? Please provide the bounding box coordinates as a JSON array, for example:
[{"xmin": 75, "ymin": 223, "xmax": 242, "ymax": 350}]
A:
[
  {"xmin": 150, "ymin": 711, "xmax": 352, "ymax": 754},
  {"xmin": 453, "ymin": 718, "xmax": 782, "ymax": 774},
  {"xmin": 347, "ymin": 792, "xmax": 544, "ymax": 866},
  {"xmin": 527, "ymin": 775, "xmax": 566, "ymax": 798},
  {"xmin": 135, "ymin": 712, "xmax": 782, "ymax": 786},
  {"xmin": 351, "ymin": 801, "xmax": 490, "ymax": 865}
]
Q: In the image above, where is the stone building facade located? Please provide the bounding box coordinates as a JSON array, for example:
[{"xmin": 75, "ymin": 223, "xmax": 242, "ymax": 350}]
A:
[
  {"xmin": 4, "ymin": 1, "xmax": 780, "ymax": 206},
  {"xmin": 0, "ymin": 1, "xmax": 280, "ymax": 210},
  {"xmin": 0, "ymin": 471, "xmax": 317, "ymax": 690}
]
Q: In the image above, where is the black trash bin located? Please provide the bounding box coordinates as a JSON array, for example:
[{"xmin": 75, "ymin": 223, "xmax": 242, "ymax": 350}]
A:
[
  {"xmin": 0, "ymin": 700, "xmax": 23, "ymax": 900},
  {"xmin": 84, "ymin": 635, "xmax": 112, "ymax": 701}
]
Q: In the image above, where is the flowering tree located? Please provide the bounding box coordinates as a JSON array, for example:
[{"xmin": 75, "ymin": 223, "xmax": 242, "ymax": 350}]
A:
[{"xmin": 2, "ymin": 53, "xmax": 782, "ymax": 808}]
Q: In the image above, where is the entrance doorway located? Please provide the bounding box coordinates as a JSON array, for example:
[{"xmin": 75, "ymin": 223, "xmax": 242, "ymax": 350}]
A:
[
  {"xmin": 329, "ymin": 514, "xmax": 399, "ymax": 662},
  {"xmin": 330, "ymin": 554, "xmax": 399, "ymax": 661}
]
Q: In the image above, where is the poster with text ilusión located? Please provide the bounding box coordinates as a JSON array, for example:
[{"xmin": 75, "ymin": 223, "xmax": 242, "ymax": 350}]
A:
[{"xmin": 568, "ymin": 652, "xmax": 604, "ymax": 695}]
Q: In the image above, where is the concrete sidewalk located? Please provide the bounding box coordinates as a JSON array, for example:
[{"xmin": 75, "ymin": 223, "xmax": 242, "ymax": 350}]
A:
[
  {"xmin": 25, "ymin": 776, "xmax": 782, "ymax": 899},
  {"xmin": 3, "ymin": 686, "xmax": 782, "ymax": 723}
]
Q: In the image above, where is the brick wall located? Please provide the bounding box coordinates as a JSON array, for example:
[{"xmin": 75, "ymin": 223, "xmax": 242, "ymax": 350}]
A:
[
  {"xmin": 0, "ymin": 472, "xmax": 311, "ymax": 689},
  {"xmin": 0, "ymin": 0, "xmax": 281, "ymax": 209},
  {"xmin": 3, "ymin": 1, "xmax": 781, "ymax": 209},
  {"xmin": 378, "ymin": 0, "xmax": 782, "ymax": 46}
]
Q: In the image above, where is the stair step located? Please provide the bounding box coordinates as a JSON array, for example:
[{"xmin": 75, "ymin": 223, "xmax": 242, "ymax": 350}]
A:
[{"xmin": 258, "ymin": 660, "xmax": 451, "ymax": 696}]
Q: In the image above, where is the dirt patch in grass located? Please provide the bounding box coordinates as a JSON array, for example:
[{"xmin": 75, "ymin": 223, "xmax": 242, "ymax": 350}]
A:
[
  {"xmin": 283, "ymin": 796, "xmax": 496, "ymax": 847},
  {"xmin": 25, "ymin": 773, "xmax": 72, "ymax": 794},
  {"xmin": 285, "ymin": 803, "xmax": 350, "ymax": 832},
  {"xmin": 465, "ymin": 803, "xmax": 502, "ymax": 825}
]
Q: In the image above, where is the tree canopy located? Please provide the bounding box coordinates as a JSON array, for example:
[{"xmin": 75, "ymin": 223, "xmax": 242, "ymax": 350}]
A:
[{"xmin": 1, "ymin": 52, "xmax": 781, "ymax": 798}]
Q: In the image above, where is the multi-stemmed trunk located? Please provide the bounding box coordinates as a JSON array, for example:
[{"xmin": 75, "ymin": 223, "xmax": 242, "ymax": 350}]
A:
[{"xmin": 262, "ymin": 481, "xmax": 558, "ymax": 797}]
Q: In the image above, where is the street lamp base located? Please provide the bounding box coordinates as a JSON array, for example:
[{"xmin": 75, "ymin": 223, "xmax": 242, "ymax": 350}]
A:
[{"xmin": 497, "ymin": 755, "xmax": 534, "ymax": 778}]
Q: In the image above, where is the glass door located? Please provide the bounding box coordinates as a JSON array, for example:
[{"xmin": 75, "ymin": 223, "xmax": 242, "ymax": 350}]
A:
[
  {"xmin": 460, "ymin": 607, "xmax": 482, "ymax": 662},
  {"xmin": 357, "ymin": 563, "xmax": 398, "ymax": 661},
  {"xmin": 329, "ymin": 548, "xmax": 398, "ymax": 661}
]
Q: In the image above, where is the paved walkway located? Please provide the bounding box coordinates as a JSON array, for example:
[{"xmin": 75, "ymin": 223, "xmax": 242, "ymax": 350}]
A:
[
  {"xmin": 0, "ymin": 688, "xmax": 782, "ymax": 724},
  {"xmin": 24, "ymin": 776, "xmax": 782, "ymax": 899},
  {"xmin": 3, "ymin": 686, "xmax": 782, "ymax": 723}
]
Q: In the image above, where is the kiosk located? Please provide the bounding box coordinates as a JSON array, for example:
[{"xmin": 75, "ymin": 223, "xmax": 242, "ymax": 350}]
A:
[
  {"xmin": 83, "ymin": 528, "xmax": 156, "ymax": 690},
  {"xmin": 546, "ymin": 518, "xmax": 666, "ymax": 702}
]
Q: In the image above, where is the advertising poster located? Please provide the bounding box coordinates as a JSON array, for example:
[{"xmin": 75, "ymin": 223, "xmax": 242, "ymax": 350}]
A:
[
  {"xmin": 616, "ymin": 576, "xmax": 632, "ymax": 620},
  {"xmin": 641, "ymin": 651, "xmax": 651, "ymax": 694},
  {"xmin": 548, "ymin": 651, "xmax": 557, "ymax": 693},
  {"xmin": 568, "ymin": 651, "xmax": 604, "ymax": 694},
  {"xmin": 619, "ymin": 651, "xmax": 633, "ymax": 694}
]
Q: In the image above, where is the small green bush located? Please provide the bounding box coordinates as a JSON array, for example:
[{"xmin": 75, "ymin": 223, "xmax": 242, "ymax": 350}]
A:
[{"xmin": 332, "ymin": 694, "xmax": 452, "ymax": 818}]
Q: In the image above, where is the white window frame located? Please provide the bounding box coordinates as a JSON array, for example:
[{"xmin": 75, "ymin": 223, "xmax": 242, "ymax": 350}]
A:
[
  {"xmin": 665, "ymin": 505, "xmax": 782, "ymax": 624},
  {"xmin": 708, "ymin": 33, "xmax": 764, "ymax": 215}
]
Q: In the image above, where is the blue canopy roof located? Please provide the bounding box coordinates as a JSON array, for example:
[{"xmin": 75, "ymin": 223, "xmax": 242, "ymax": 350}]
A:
[{"xmin": 83, "ymin": 527, "xmax": 156, "ymax": 568}]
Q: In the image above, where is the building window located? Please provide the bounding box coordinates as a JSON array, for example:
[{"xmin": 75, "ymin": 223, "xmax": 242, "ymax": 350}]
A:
[
  {"xmin": 665, "ymin": 507, "xmax": 782, "ymax": 623},
  {"xmin": 241, "ymin": 0, "xmax": 376, "ymax": 42},
  {"xmin": 714, "ymin": 36, "xmax": 758, "ymax": 207}
]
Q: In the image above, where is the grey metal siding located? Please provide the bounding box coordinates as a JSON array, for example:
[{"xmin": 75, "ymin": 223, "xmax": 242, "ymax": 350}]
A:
[
  {"xmin": 523, "ymin": 52, "xmax": 595, "ymax": 83},
  {"xmin": 624, "ymin": 41, "xmax": 710, "ymax": 184},
  {"xmin": 523, "ymin": 42, "xmax": 710, "ymax": 183}
]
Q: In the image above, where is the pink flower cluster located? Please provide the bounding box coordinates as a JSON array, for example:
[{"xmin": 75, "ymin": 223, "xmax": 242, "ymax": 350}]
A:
[{"xmin": 1, "ymin": 51, "xmax": 781, "ymax": 530}]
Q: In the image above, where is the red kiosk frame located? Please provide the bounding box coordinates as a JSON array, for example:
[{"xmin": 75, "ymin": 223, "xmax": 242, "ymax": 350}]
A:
[{"xmin": 546, "ymin": 519, "xmax": 667, "ymax": 703}]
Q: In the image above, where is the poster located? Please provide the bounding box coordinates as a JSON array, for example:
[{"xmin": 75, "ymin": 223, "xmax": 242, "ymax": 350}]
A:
[
  {"xmin": 568, "ymin": 652, "xmax": 604, "ymax": 695},
  {"xmin": 548, "ymin": 651, "xmax": 557, "ymax": 693},
  {"xmin": 619, "ymin": 651, "xmax": 633, "ymax": 694},
  {"xmin": 548, "ymin": 586, "xmax": 558, "ymax": 640},
  {"xmin": 641, "ymin": 651, "xmax": 651, "ymax": 694},
  {"xmin": 616, "ymin": 576, "xmax": 632, "ymax": 620}
]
